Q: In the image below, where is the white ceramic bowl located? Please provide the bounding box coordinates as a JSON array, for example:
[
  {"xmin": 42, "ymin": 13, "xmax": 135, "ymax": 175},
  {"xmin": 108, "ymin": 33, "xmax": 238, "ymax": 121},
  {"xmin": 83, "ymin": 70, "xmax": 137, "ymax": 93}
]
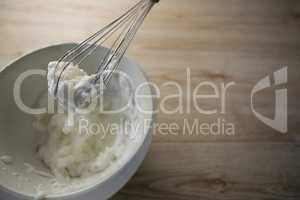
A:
[{"xmin": 0, "ymin": 43, "xmax": 154, "ymax": 200}]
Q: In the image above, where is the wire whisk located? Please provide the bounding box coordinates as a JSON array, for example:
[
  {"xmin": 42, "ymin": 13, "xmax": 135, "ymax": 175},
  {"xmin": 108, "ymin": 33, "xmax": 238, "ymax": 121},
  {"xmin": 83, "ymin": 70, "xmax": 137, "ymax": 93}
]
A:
[{"xmin": 52, "ymin": 0, "xmax": 159, "ymax": 108}]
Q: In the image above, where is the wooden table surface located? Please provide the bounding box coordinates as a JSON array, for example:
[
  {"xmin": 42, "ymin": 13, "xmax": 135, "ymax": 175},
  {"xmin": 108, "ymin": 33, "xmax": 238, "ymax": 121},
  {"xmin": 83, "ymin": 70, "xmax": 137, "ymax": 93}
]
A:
[{"xmin": 1, "ymin": 0, "xmax": 300, "ymax": 199}]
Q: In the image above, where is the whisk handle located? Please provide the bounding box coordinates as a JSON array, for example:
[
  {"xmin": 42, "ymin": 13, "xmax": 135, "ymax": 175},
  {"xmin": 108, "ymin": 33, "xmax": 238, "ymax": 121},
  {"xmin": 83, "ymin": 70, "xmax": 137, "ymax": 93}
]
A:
[{"xmin": 151, "ymin": 0, "xmax": 160, "ymax": 3}]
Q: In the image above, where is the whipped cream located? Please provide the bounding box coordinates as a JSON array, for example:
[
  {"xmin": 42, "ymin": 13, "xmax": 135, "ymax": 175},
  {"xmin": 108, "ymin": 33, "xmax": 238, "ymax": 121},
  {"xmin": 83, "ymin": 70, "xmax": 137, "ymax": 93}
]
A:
[{"xmin": 34, "ymin": 61, "xmax": 137, "ymax": 179}]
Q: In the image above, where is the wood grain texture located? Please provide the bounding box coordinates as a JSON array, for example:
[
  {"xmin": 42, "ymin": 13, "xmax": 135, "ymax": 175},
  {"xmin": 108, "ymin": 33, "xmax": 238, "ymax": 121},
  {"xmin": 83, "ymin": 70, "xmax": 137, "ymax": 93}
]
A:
[
  {"xmin": 113, "ymin": 143, "xmax": 300, "ymax": 200},
  {"xmin": 0, "ymin": 0, "xmax": 300, "ymax": 199}
]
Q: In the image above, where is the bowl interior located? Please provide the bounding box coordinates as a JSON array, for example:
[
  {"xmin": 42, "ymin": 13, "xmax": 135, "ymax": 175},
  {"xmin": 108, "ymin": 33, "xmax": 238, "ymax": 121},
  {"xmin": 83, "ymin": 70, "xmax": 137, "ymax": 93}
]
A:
[{"xmin": 0, "ymin": 43, "xmax": 153, "ymax": 199}]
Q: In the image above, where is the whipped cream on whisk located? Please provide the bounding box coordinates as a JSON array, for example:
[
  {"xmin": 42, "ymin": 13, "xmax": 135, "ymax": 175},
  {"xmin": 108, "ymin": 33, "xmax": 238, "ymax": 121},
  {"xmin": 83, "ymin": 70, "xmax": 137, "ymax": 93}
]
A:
[{"xmin": 47, "ymin": 61, "xmax": 99, "ymax": 109}]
